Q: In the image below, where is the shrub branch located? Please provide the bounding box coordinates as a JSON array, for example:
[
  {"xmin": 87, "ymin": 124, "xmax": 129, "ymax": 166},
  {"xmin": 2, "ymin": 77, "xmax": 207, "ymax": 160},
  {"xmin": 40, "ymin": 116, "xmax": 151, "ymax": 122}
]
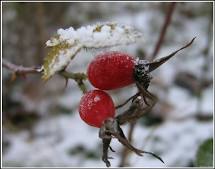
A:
[{"xmin": 2, "ymin": 58, "xmax": 87, "ymax": 93}]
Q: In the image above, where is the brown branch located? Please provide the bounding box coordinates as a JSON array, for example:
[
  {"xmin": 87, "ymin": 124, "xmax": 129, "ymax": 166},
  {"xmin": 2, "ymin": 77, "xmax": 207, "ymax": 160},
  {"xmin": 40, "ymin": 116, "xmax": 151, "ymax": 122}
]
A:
[
  {"xmin": 2, "ymin": 58, "xmax": 42, "ymax": 75},
  {"xmin": 151, "ymin": 2, "xmax": 176, "ymax": 60},
  {"xmin": 2, "ymin": 58, "xmax": 87, "ymax": 93}
]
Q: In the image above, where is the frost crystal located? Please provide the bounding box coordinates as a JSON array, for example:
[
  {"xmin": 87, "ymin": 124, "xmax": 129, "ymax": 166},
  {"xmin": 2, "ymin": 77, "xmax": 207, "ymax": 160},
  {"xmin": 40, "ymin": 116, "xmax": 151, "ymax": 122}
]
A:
[
  {"xmin": 94, "ymin": 96, "xmax": 100, "ymax": 102},
  {"xmin": 43, "ymin": 22, "xmax": 143, "ymax": 80}
]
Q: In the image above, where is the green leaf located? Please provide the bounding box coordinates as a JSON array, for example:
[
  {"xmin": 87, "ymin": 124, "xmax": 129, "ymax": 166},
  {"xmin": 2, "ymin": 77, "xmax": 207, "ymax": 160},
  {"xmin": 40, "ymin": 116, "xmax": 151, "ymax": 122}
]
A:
[{"xmin": 195, "ymin": 138, "xmax": 213, "ymax": 167}]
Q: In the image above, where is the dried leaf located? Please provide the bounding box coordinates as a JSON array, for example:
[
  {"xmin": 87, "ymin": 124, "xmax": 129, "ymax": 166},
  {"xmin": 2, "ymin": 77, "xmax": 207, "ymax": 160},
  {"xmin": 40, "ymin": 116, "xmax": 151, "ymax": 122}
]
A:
[{"xmin": 42, "ymin": 42, "xmax": 82, "ymax": 80}]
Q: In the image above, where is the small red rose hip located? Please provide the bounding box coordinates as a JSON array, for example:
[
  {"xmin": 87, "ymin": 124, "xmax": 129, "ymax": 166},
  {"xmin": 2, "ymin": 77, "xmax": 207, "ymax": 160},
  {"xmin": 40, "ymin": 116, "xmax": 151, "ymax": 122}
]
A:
[
  {"xmin": 87, "ymin": 51, "xmax": 135, "ymax": 90},
  {"xmin": 79, "ymin": 90, "xmax": 115, "ymax": 128}
]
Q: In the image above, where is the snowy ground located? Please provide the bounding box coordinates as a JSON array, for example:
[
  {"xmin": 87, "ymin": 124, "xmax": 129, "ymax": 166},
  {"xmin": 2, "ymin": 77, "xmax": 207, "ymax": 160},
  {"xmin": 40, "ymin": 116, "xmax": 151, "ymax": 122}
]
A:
[{"xmin": 2, "ymin": 2, "xmax": 213, "ymax": 167}]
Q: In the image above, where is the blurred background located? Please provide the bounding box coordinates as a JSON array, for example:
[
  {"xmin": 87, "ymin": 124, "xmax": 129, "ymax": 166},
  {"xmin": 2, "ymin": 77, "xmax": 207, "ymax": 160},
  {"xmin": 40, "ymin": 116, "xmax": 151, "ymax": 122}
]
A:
[{"xmin": 2, "ymin": 2, "xmax": 213, "ymax": 167}]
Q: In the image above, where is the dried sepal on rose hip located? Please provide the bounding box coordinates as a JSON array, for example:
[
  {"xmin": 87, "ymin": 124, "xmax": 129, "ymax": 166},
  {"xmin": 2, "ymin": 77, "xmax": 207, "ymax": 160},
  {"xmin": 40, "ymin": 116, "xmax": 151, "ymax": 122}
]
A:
[
  {"xmin": 79, "ymin": 90, "xmax": 115, "ymax": 128},
  {"xmin": 87, "ymin": 38, "xmax": 196, "ymax": 90}
]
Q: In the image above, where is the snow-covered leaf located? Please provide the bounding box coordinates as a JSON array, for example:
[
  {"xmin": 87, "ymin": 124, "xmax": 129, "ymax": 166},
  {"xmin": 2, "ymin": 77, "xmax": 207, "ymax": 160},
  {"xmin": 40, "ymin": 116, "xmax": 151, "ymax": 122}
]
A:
[
  {"xmin": 42, "ymin": 42, "xmax": 82, "ymax": 80},
  {"xmin": 42, "ymin": 22, "xmax": 142, "ymax": 80}
]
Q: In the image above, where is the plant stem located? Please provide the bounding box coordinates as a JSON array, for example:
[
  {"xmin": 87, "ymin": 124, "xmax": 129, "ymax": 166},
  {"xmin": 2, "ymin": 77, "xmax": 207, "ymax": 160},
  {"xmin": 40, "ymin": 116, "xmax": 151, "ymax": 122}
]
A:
[
  {"xmin": 60, "ymin": 71, "xmax": 87, "ymax": 93},
  {"xmin": 151, "ymin": 2, "xmax": 176, "ymax": 60},
  {"xmin": 2, "ymin": 58, "xmax": 42, "ymax": 75}
]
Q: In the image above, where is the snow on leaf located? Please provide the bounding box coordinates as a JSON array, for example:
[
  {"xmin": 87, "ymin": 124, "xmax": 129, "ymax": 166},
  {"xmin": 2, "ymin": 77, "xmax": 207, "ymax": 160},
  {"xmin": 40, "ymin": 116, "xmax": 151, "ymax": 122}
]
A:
[
  {"xmin": 42, "ymin": 42, "xmax": 82, "ymax": 80},
  {"xmin": 45, "ymin": 35, "xmax": 61, "ymax": 47},
  {"xmin": 80, "ymin": 22, "xmax": 143, "ymax": 48},
  {"xmin": 42, "ymin": 22, "xmax": 142, "ymax": 80}
]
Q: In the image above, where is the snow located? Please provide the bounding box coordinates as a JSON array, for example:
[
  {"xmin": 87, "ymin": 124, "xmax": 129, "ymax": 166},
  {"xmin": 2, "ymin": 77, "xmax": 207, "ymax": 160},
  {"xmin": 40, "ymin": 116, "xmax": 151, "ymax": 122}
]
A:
[
  {"xmin": 167, "ymin": 87, "xmax": 199, "ymax": 118},
  {"xmin": 128, "ymin": 119, "xmax": 212, "ymax": 167},
  {"xmin": 201, "ymin": 87, "xmax": 213, "ymax": 114},
  {"xmin": 46, "ymin": 22, "xmax": 143, "ymax": 49},
  {"xmin": 3, "ymin": 114, "xmax": 101, "ymax": 167}
]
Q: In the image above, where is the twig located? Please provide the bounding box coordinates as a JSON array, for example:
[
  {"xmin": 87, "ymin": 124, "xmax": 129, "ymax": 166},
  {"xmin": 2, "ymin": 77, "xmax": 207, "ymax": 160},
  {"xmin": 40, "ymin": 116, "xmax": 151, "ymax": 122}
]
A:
[
  {"xmin": 151, "ymin": 2, "xmax": 176, "ymax": 60},
  {"xmin": 59, "ymin": 71, "xmax": 87, "ymax": 80},
  {"xmin": 60, "ymin": 71, "xmax": 87, "ymax": 93},
  {"xmin": 2, "ymin": 58, "xmax": 42, "ymax": 75},
  {"xmin": 2, "ymin": 58, "xmax": 87, "ymax": 93}
]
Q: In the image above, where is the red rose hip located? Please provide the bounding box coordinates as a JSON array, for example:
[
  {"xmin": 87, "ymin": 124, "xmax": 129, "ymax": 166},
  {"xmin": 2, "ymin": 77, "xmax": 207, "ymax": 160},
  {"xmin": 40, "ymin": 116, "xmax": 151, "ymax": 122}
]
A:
[
  {"xmin": 87, "ymin": 39, "xmax": 195, "ymax": 91},
  {"xmin": 79, "ymin": 90, "xmax": 115, "ymax": 128},
  {"xmin": 87, "ymin": 51, "xmax": 135, "ymax": 90}
]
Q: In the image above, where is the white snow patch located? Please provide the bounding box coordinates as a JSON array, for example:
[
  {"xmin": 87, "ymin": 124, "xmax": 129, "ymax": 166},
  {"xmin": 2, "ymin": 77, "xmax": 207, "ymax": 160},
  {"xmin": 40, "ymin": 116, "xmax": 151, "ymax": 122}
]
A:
[{"xmin": 200, "ymin": 87, "xmax": 213, "ymax": 114}]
